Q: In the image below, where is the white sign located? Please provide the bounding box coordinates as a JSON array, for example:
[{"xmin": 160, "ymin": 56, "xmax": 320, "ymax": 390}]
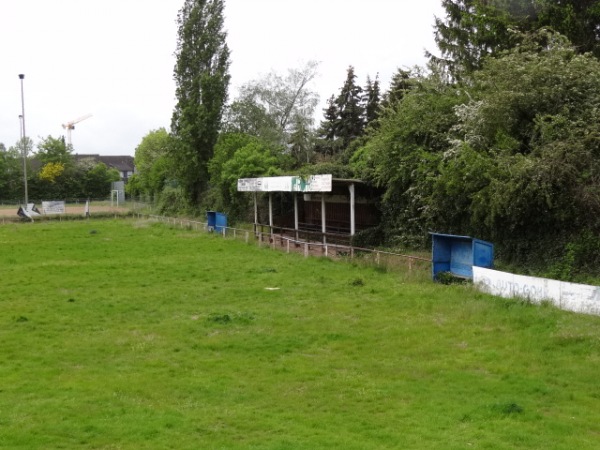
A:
[
  {"xmin": 237, "ymin": 174, "xmax": 332, "ymax": 192},
  {"xmin": 42, "ymin": 201, "xmax": 66, "ymax": 215}
]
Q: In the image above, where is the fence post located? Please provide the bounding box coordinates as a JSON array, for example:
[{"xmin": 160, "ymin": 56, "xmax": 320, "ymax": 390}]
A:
[
  {"xmin": 376, "ymin": 251, "xmax": 380, "ymax": 266},
  {"xmin": 245, "ymin": 231, "xmax": 249, "ymax": 243},
  {"xmin": 287, "ymin": 239, "xmax": 290, "ymax": 254},
  {"xmin": 408, "ymin": 258, "xmax": 413, "ymax": 272},
  {"xmin": 304, "ymin": 243, "xmax": 309, "ymax": 258}
]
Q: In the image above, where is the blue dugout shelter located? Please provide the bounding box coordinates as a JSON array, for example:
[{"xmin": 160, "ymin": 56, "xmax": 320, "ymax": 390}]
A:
[{"xmin": 430, "ymin": 233, "xmax": 494, "ymax": 280}]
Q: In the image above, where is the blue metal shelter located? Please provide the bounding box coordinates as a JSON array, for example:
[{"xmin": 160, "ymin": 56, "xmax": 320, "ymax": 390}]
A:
[
  {"xmin": 207, "ymin": 211, "xmax": 227, "ymax": 233},
  {"xmin": 430, "ymin": 233, "xmax": 494, "ymax": 280}
]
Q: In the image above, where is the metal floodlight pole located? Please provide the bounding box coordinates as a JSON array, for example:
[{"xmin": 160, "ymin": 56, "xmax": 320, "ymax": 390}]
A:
[{"xmin": 18, "ymin": 74, "xmax": 28, "ymax": 205}]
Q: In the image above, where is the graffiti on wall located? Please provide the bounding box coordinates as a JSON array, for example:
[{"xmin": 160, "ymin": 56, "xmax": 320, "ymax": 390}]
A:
[{"xmin": 473, "ymin": 267, "xmax": 600, "ymax": 316}]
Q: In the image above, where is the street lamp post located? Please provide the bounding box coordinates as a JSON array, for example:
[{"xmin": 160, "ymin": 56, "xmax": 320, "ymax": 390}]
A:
[{"xmin": 18, "ymin": 74, "xmax": 28, "ymax": 205}]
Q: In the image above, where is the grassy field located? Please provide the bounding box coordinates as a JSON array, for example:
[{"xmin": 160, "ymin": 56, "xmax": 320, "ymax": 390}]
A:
[{"xmin": 1, "ymin": 219, "xmax": 599, "ymax": 449}]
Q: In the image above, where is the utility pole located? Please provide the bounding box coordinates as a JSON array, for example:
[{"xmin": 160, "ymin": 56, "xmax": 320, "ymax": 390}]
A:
[{"xmin": 18, "ymin": 74, "xmax": 28, "ymax": 205}]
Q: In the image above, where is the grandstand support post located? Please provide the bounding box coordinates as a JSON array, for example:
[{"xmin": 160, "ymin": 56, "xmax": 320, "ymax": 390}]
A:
[
  {"xmin": 253, "ymin": 193, "xmax": 258, "ymax": 235},
  {"xmin": 294, "ymin": 192, "xmax": 299, "ymax": 241},
  {"xmin": 268, "ymin": 193, "xmax": 273, "ymax": 239},
  {"xmin": 349, "ymin": 183, "xmax": 356, "ymax": 236},
  {"xmin": 321, "ymin": 194, "xmax": 327, "ymax": 245}
]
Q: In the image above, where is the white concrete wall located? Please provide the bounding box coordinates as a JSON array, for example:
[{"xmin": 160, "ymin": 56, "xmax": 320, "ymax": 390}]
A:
[{"xmin": 473, "ymin": 267, "xmax": 600, "ymax": 316}]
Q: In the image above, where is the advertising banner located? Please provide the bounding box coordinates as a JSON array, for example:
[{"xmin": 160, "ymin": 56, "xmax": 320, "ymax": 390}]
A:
[
  {"xmin": 42, "ymin": 201, "xmax": 66, "ymax": 215},
  {"xmin": 237, "ymin": 174, "xmax": 332, "ymax": 193}
]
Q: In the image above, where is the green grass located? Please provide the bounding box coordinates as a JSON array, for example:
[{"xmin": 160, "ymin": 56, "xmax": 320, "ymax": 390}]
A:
[{"xmin": 1, "ymin": 220, "xmax": 600, "ymax": 449}]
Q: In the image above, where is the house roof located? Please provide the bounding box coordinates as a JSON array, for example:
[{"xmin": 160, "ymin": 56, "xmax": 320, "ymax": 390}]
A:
[{"xmin": 74, "ymin": 154, "xmax": 135, "ymax": 172}]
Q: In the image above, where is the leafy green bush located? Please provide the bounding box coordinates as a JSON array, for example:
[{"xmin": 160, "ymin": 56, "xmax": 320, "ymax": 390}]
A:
[
  {"xmin": 547, "ymin": 231, "xmax": 600, "ymax": 282},
  {"xmin": 350, "ymin": 225, "xmax": 385, "ymax": 248},
  {"xmin": 157, "ymin": 186, "xmax": 190, "ymax": 216}
]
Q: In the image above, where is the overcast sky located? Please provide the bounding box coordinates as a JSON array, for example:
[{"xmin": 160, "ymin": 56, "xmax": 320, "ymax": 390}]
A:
[{"xmin": 1, "ymin": 0, "xmax": 445, "ymax": 157}]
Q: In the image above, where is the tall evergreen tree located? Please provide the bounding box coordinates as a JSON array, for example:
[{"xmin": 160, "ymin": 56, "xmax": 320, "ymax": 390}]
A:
[
  {"xmin": 381, "ymin": 68, "xmax": 417, "ymax": 110},
  {"xmin": 430, "ymin": 0, "xmax": 522, "ymax": 79},
  {"xmin": 363, "ymin": 74, "xmax": 381, "ymax": 128},
  {"xmin": 316, "ymin": 95, "xmax": 340, "ymax": 156},
  {"xmin": 171, "ymin": 0, "xmax": 230, "ymax": 205},
  {"xmin": 431, "ymin": 0, "xmax": 600, "ymax": 80},
  {"xmin": 319, "ymin": 95, "xmax": 338, "ymax": 141},
  {"xmin": 535, "ymin": 0, "xmax": 600, "ymax": 58},
  {"xmin": 318, "ymin": 95, "xmax": 339, "ymax": 141},
  {"xmin": 288, "ymin": 115, "xmax": 314, "ymax": 165},
  {"xmin": 335, "ymin": 66, "xmax": 364, "ymax": 149}
]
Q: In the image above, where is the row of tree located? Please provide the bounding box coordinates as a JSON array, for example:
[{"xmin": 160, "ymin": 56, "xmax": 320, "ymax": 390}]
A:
[
  {"xmin": 0, "ymin": 136, "xmax": 120, "ymax": 202},
  {"xmin": 130, "ymin": 0, "xmax": 600, "ymax": 279}
]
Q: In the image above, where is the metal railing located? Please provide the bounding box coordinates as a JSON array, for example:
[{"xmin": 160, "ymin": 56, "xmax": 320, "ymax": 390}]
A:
[{"xmin": 145, "ymin": 214, "xmax": 431, "ymax": 275}]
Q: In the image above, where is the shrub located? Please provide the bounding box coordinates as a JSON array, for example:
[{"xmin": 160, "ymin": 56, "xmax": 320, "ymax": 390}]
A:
[
  {"xmin": 351, "ymin": 225, "xmax": 385, "ymax": 248},
  {"xmin": 157, "ymin": 186, "xmax": 190, "ymax": 216}
]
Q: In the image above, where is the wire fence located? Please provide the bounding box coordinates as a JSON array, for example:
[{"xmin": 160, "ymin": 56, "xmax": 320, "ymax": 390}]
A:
[
  {"xmin": 0, "ymin": 204, "xmax": 432, "ymax": 277},
  {"xmin": 0, "ymin": 199, "xmax": 151, "ymax": 222},
  {"xmin": 145, "ymin": 214, "xmax": 432, "ymax": 277}
]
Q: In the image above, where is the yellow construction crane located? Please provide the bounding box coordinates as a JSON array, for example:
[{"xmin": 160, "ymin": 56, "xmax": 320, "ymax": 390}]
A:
[{"xmin": 62, "ymin": 113, "xmax": 92, "ymax": 146}]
